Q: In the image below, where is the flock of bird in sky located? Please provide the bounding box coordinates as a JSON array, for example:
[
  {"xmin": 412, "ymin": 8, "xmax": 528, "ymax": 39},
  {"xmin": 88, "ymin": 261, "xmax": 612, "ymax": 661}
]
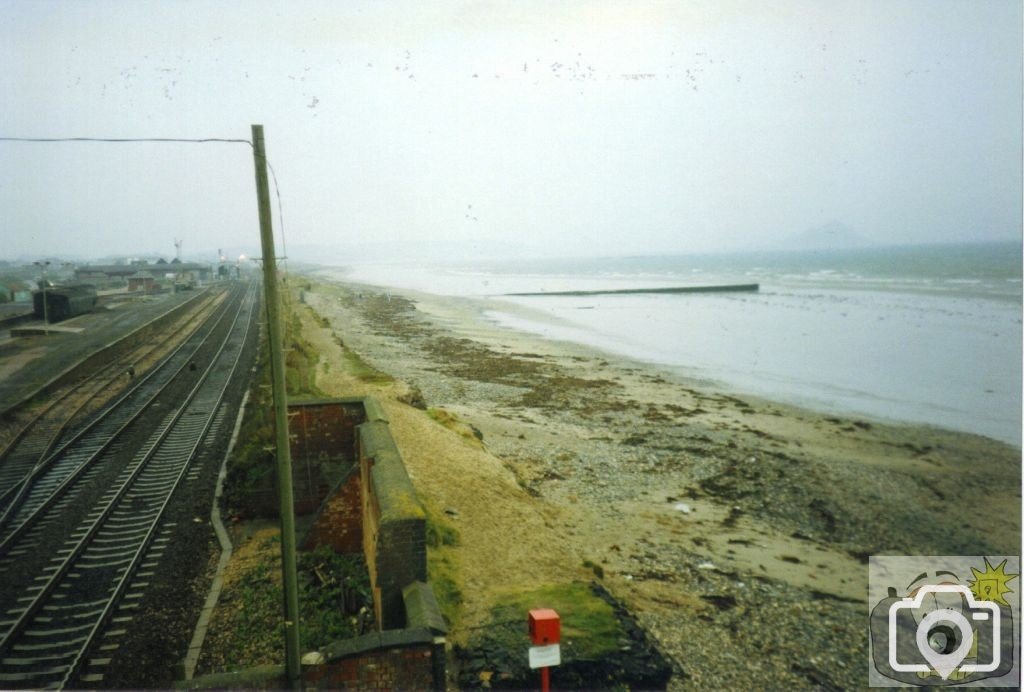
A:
[{"xmin": 63, "ymin": 31, "xmax": 910, "ymax": 120}]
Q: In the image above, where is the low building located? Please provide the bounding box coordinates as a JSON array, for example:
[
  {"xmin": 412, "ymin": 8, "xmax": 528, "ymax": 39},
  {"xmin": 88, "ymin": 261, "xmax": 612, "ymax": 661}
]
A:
[
  {"xmin": 127, "ymin": 271, "xmax": 156, "ymax": 293},
  {"xmin": 76, "ymin": 261, "xmax": 213, "ymax": 287},
  {"xmin": 1, "ymin": 281, "xmax": 33, "ymax": 304}
]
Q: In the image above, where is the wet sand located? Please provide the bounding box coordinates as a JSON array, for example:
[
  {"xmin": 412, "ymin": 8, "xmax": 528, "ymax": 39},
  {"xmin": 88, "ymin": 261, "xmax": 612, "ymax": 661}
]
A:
[{"xmin": 296, "ymin": 274, "xmax": 1020, "ymax": 689}]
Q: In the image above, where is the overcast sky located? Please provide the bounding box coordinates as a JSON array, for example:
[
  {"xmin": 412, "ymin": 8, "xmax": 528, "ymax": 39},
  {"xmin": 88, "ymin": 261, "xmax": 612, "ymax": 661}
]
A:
[{"xmin": 1, "ymin": 1, "xmax": 1021, "ymax": 263}]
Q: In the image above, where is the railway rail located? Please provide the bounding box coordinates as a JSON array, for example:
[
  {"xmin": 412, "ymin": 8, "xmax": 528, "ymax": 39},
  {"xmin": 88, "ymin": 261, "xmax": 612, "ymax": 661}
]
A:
[
  {"xmin": 0, "ymin": 279, "xmax": 259, "ymax": 689},
  {"xmin": 0, "ymin": 286, "xmax": 237, "ymax": 539},
  {"xmin": 0, "ymin": 287, "xmax": 226, "ymax": 504}
]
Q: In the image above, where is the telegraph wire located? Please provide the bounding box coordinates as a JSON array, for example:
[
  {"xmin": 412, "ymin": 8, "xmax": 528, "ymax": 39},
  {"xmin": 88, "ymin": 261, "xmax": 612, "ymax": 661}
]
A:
[
  {"xmin": 266, "ymin": 160, "xmax": 288, "ymax": 268},
  {"xmin": 0, "ymin": 134, "xmax": 289, "ymax": 268},
  {"xmin": 0, "ymin": 136, "xmax": 253, "ymax": 146}
]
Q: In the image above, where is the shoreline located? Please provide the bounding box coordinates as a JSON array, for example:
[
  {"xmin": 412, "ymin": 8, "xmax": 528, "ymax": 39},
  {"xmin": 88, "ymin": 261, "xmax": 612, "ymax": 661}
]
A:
[
  {"xmin": 314, "ymin": 266, "xmax": 1022, "ymax": 447},
  {"xmin": 321, "ymin": 270, "xmax": 1021, "ymax": 448},
  {"xmin": 295, "ymin": 274, "xmax": 1020, "ymax": 689}
]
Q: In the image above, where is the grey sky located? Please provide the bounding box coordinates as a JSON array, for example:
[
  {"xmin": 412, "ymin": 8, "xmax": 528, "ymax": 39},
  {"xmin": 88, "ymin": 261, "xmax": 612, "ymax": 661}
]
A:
[{"xmin": 1, "ymin": 1, "xmax": 1020, "ymax": 262}]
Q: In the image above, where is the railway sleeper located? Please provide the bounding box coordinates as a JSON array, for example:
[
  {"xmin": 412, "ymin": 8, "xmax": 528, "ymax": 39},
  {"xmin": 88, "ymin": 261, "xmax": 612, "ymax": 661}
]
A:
[
  {"xmin": 92, "ymin": 529, "xmax": 149, "ymax": 543},
  {"xmin": 107, "ymin": 512, "xmax": 160, "ymax": 525},
  {"xmin": 2, "ymin": 651, "xmax": 71, "ymax": 665},
  {"xmin": 75, "ymin": 556, "xmax": 132, "ymax": 570},
  {"xmin": 0, "ymin": 665, "xmax": 70, "ymax": 681},
  {"xmin": 82, "ymin": 542, "xmax": 141, "ymax": 556},
  {"xmin": 41, "ymin": 598, "xmax": 108, "ymax": 611},
  {"xmin": 11, "ymin": 634, "xmax": 87, "ymax": 652},
  {"xmin": 23, "ymin": 621, "xmax": 94, "ymax": 637}
]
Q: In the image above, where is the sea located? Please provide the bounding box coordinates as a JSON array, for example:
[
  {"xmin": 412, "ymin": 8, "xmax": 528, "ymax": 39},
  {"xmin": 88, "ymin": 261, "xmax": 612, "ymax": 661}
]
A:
[{"xmin": 334, "ymin": 242, "xmax": 1022, "ymax": 446}]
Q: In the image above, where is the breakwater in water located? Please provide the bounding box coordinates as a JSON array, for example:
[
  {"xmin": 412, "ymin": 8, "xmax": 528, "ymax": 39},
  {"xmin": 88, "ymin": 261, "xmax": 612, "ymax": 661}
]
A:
[{"xmin": 503, "ymin": 283, "xmax": 759, "ymax": 297}]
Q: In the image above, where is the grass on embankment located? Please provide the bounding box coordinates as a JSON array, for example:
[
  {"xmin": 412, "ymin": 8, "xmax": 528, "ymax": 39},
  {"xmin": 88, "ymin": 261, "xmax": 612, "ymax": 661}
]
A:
[
  {"xmin": 489, "ymin": 582, "xmax": 622, "ymax": 659},
  {"xmin": 222, "ymin": 289, "xmax": 324, "ymax": 516},
  {"xmin": 426, "ymin": 407, "xmax": 484, "ymax": 447},
  {"xmin": 303, "ymin": 300, "xmax": 393, "ymax": 385},
  {"xmin": 196, "ymin": 536, "xmax": 373, "ymax": 672},
  {"xmin": 422, "ymin": 501, "xmax": 463, "ymax": 630}
]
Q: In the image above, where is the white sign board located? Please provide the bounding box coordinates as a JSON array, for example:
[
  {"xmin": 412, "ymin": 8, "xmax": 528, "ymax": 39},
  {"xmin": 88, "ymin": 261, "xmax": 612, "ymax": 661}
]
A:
[{"xmin": 528, "ymin": 644, "xmax": 561, "ymax": 669}]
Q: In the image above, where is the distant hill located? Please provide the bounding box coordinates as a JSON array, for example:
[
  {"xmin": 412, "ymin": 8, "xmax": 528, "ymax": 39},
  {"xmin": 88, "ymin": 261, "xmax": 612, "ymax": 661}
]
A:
[{"xmin": 780, "ymin": 221, "xmax": 869, "ymax": 251}]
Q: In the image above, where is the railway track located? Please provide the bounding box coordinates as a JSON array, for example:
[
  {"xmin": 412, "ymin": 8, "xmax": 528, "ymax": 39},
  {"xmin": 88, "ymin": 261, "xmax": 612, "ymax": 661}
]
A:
[
  {"xmin": 0, "ymin": 279, "xmax": 259, "ymax": 689},
  {"xmin": 0, "ymin": 288, "xmax": 226, "ymax": 504},
  {"xmin": 0, "ymin": 287, "xmax": 237, "ymax": 539}
]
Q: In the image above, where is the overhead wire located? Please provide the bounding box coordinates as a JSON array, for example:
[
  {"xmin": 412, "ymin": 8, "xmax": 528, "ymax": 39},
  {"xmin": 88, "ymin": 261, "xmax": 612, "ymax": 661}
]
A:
[
  {"xmin": 0, "ymin": 136, "xmax": 253, "ymax": 146},
  {"xmin": 0, "ymin": 134, "xmax": 289, "ymax": 268}
]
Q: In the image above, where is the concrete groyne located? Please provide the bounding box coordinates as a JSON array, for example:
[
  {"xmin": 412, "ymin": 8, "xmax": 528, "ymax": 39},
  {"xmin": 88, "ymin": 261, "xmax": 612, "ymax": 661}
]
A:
[{"xmin": 504, "ymin": 283, "xmax": 759, "ymax": 297}]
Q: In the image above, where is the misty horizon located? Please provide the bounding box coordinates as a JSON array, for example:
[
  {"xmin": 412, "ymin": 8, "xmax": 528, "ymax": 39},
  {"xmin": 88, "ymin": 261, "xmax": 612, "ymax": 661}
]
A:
[
  {"xmin": 5, "ymin": 232, "xmax": 1022, "ymax": 270},
  {"xmin": 2, "ymin": 2, "xmax": 1021, "ymax": 262}
]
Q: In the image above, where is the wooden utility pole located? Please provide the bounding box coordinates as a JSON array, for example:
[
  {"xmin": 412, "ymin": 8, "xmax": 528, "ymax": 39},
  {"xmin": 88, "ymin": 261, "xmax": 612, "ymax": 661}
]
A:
[{"xmin": 251, "ymin": 124, "xmax": 302, "ymax": 688}]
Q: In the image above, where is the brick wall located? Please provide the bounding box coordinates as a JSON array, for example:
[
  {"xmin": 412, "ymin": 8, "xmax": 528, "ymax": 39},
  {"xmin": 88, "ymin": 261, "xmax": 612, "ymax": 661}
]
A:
[
  {"xmin": 301, "ymin": 465, "xmax": 362, "ymax": 554},
  {"xmin": 289, "ymin": 399, "xmax": 361, "ymax": 466},
  {"xmin": 192, "ymin": 634, "xmax": 444, "ymax": 691},
  {"xmin": 243, "ymin": 398, "xmax": 366, "ymax": 517},
  {"xmin": 193, "ymin": 397, "xmax": 447, "ymax": 691},
  {"xmin": 289, "ymin": 399, "xmax": 363, "ymax": 514},
  {"xmin": 293, "ymin": 397, "xmax": 445, "ymax": 689},
  {"xmin": 359, "ymin": 418, "xmax": 428, "ymax": 631},
  {"xmin": 302, "ymin": 630, "xmax": 444, "ymax": 691},
  {"xmin": 289, "ymin": 397, "xmax": 431, "ymax": 630}
]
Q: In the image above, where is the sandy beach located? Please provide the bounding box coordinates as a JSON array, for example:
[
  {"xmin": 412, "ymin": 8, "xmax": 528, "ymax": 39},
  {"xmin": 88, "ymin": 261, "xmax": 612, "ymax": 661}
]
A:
[{"xmin": 295, "ymin": 273, "xmax": 1020, "ymax": 689}]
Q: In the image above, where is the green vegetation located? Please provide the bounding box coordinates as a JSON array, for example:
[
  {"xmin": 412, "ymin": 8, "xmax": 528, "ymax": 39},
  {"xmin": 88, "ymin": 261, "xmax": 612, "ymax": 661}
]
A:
[
  {"xmin": 330, "ymin": 332, "xmax": 393, "ymax": 383},
  {"xmin": 425, "ymin": 507, "xmax": 460, "ymax": 549},
  {"xmin": 300, "ymin": 545, "xmax": 374, "ymax": 639},
  {"xmin": 223, "ymin": 289, "xmax": 324, "ymax": 516},
  {"xmin": 489, "ymin": 582, "xmax": 622, "ymax": 659},
  {"xmin": 214, "ymin": 540, "xmax": 373, "ymax": 667},
  {"xmin": 427, "ymin": 550, "xmax": 462, "ymax": 629},
  {"xmin": 426, "ymin": 407, "xmax": 483, "ymax": 446},
  {"xmin": 285, "ymin": 309, "xmax": 323, "ymax": 397},
  {"xmin": 582, "ymin": 558, "xmax": 605, "ymax": 580},
  {"xmin": 422, "ymin": 501, "xmax": 462, "ymax": 628},
  {"xmin": 454, "ymin": 582, "xmax": 661, "ymax": 689}
]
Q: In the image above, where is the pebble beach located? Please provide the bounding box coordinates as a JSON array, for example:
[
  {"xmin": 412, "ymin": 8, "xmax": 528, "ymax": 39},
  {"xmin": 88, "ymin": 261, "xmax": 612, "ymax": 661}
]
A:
[{"xmin": 297, "ymin": 274, "xmax": 1020, "ymax": 689}]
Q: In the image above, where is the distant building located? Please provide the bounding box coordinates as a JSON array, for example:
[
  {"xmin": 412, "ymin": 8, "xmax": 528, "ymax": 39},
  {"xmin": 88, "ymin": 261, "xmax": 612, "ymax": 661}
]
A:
[
  {"xmin": 1, "ymin": 281, "xmax": 33, "ymax": 304},
  {"xmin": 127, "ymin": 271, "xmax": 156, "ymax": 293},
  {"xmin": 75, "ymin": 261, "xmax": 213, "ymax": 287}
]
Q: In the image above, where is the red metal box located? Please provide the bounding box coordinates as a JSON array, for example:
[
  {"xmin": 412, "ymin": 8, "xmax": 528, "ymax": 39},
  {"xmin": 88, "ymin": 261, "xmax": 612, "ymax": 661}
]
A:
[{"xmin": 528, "ymin": 608, "xmax": 561, "ymax": 645}]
